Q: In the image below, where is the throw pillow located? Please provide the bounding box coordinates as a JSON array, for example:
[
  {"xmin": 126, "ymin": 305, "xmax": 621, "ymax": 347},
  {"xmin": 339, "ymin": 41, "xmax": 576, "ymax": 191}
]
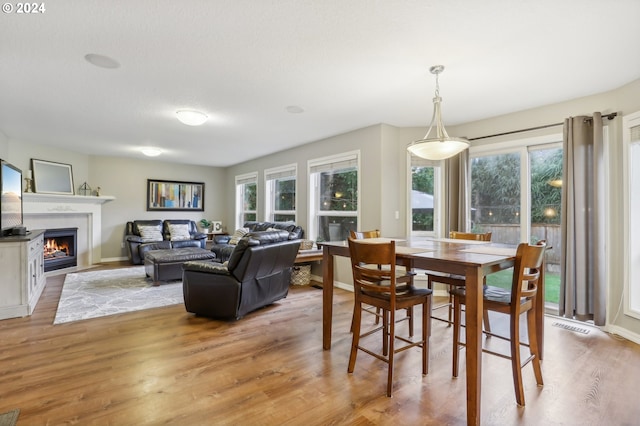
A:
[
  {"xmin": 169, "ymin": 224, "xmax": 191, "ymax": 241},
  {"xmin": 228, "ymin": 227, "xmax": 249, "ymax": 245},
  {"xmin": 138, "ymin": 225, "xmax": 163, "ymax": 242}
]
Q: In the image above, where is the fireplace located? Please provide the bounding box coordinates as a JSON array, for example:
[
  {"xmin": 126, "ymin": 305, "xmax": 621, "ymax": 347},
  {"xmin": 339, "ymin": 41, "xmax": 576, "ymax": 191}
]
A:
[{"xmin": 44, "ymin": 228, "xmax": 78, "ymax": 272}]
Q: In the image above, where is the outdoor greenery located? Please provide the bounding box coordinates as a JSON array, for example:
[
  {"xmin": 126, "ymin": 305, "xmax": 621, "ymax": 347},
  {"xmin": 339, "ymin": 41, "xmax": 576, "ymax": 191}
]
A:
[
  {"xmin": 471, "ymin": 148, "xmax": 562, "ymax": 226},
  {"xmin": 274, "ymin": 179, "xmax": 295, "ymax": 211},
  {"xmin": 471, "ymin": 153, "xmax": 521, "ymax": 224},
  {"xmin": 412, "ymin": 166, "xmax": 435, "ymax": 231},
  {"xmin": 320, "ymin": 170, "xmax": 357, "ymax": 211},
  {"xmin": 530, "ymin": 148, "xmax": 563, "ymax": 224},
  {"xmin": 486, "ymin": 270, "xmax": 560, "ymax": 304}
]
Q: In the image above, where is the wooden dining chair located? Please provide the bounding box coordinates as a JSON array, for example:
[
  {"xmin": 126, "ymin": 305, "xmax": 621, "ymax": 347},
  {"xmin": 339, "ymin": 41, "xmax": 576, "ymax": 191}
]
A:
[
  {"xmin": 347, "ymin": 237, "xmax": 432, "ymax": 397},
  {"xmin": 349, "ymin": 230, "xmax": 414, "ymax": 336},
  {"xmin": 451, "ymin": 240, "xmax": 547, "ymax": 406},
  {"xmin": 426, "ymin": 231, "xmax": 492, "ymax": 329}
]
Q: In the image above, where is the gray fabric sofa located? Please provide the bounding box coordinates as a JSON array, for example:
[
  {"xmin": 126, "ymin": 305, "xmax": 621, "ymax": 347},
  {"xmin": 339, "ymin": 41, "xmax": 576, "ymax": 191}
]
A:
[
  {"xmin": 182, "ymin": 230, "xmax": 301, "ymax": 320},
  {"xmin": 210, "ymin": 221, "xmax": 304, "ymax": 263},
  {"xmin": 125, "ymin": 219, "xmax": 207, "ymax": 265}
]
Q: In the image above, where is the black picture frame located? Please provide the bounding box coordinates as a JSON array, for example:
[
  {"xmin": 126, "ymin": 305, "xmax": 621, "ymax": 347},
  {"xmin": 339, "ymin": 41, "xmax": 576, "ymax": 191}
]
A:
[
  {"xmin": 31, "ymin": 159, "xmax": 75, "ymax": 195},
  {"xmin": 146, "ymin": 179, "xmax": 204, "ymax": 211}
]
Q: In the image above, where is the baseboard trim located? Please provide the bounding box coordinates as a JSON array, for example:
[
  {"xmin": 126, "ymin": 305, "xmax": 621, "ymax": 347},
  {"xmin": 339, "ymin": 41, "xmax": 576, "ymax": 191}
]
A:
[{"xmin": 604, "ymin": 323, "xmax": 640, "ymax": 345}]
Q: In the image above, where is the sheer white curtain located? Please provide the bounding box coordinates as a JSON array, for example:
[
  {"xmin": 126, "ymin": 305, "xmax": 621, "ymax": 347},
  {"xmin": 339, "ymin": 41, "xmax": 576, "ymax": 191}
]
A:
[{"xmin": 560, "ymin": 112, "xmax": 606, "ymax": 325}]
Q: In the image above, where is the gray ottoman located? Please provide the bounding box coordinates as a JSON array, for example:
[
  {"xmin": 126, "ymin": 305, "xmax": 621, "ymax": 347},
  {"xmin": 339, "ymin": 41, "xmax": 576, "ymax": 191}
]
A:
[{"xmin": 144, "ymin": 247, "xmax": 216, "ymax": 285}]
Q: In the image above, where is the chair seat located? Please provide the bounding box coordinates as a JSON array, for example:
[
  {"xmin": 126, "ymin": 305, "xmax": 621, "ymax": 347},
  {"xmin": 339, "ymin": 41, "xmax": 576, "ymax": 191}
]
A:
[
  {"xmin": 450, "ymin": 285, "xmax": 527, "ymax": 305},
  {"xmin": 362, "ymin": 286, "xmax": 431, "ymax": 301}
]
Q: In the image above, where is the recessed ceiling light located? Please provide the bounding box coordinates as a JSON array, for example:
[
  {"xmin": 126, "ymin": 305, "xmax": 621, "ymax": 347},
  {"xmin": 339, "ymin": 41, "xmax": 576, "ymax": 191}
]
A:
[
  {"xmin": 286, "ymin": 105, "xmax": 305, "ymax": 114},
  {"xmin": 176, "ymin": 110, "xmax": 208, "ymax": 126},
  {"xmin": 84, "ymin": 53, "xmax": 120, "ymax": 69},
  {"xmin": 141, "ymin": 147, "xmax": 162, "ymax": 157}
]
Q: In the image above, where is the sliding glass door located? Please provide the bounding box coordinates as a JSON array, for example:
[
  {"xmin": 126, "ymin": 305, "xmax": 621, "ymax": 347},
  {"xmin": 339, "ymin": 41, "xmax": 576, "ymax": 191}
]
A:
[{"xmin": 470, "ymin": 137, "xmax": 563, "ymax": 309}]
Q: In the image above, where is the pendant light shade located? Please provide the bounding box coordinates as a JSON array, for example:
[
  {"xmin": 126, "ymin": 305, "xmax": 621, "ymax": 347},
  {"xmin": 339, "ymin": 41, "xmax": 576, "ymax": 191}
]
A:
[{"xmin": 407, "ymin": 65, "xmax": 469, "ymax": 160}]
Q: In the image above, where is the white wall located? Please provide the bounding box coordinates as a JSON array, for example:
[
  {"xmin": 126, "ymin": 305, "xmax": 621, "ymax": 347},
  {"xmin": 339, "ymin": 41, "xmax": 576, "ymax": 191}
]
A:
[{"xmin": 88, "ymin": 155, "xmax": 227, "ymax": 260}]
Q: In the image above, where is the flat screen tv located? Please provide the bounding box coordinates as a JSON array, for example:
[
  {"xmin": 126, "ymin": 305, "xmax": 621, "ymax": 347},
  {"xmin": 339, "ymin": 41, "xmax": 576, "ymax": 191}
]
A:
[{"xmin": 0, "ymin": 159, "xmax": 23, "ymax": 236}]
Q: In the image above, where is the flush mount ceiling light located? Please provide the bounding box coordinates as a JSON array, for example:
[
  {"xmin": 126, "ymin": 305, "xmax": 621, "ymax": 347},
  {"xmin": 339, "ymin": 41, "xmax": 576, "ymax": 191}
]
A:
[
  {"xmin": 84, "ymin": 53, "xmax": 120, "ymax": 69},
  {"xmin": 176, "ymin": 110, "xmax": 208, "ymax": 126},
  {"xmin": 407, "ymin": 65, "xmax": 470, "ymax": 160},
  {"xmin": 141, "ymin": 147, "xmax": 162, "ymax": 157},
  {"xmin": 286, "ymin": 105, "xmax": 305, "ymax": 114}
]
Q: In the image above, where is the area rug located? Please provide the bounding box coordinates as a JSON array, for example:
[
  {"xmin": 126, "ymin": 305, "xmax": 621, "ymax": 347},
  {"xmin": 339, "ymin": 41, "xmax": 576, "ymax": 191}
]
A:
[
  {"xmin": 0, "ymin": 409, "xmax": 19, "ymax": 426},
  {"xmin": 54, "ymin": 266, "xmax": 183, "ymax": 324}
]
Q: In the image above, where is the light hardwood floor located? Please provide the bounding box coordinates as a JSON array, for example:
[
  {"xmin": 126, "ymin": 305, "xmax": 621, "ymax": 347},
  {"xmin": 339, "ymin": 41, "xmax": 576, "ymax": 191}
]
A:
[{"xmin": 1, "ymin": 262, "xmax": 639, "ymax": 425}]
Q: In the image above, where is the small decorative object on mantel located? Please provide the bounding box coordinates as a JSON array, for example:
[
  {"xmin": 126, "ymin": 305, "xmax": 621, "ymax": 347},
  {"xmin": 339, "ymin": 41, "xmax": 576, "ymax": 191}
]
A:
[
  {"xmin": 79, "ymin": 182, "xmax": 92, "ymax": 196},
  {"xmin": 24, "ymin": 169, "xmax": 34, "ymax": 193},
  {"xmin": 95, "ymin": 186, "xmax": 101, "ymax": 197}
]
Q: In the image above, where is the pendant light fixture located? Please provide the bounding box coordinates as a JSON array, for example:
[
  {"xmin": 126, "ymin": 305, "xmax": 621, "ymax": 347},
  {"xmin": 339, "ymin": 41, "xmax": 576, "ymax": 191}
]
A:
[{"xmin": 407, "ymin": 65, "xmax": 469, "ymax": 160}]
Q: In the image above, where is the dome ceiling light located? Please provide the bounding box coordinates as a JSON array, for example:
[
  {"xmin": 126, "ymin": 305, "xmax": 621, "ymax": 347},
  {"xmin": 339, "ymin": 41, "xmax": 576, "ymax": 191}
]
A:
[{"xmin": 176, "ymin": 110, "xmax": 208, "ymax": 126}]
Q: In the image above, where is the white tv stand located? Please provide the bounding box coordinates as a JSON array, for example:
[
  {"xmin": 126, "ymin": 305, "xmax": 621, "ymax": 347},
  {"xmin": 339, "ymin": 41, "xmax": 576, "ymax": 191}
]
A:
[{"xmin": 0, "ymin": 229, "xmax": 46, "ymax": 320}]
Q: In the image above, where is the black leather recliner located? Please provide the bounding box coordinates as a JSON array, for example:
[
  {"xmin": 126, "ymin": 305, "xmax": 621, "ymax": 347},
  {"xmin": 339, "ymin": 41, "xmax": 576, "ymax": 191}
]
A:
[
  {"xmin": 125, "ymin": 219, "xmax": 207, "ymax": 264},
  {"xmin": 182, "ymin": 230, "xmax": 301, "ymax": 320}
]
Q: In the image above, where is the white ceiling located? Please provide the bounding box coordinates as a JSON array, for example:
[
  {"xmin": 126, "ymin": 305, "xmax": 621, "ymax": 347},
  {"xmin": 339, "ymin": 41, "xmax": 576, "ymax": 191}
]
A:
[{"xmin": 2, "ymin": 0, "xmax": 639, "ymax": 167}]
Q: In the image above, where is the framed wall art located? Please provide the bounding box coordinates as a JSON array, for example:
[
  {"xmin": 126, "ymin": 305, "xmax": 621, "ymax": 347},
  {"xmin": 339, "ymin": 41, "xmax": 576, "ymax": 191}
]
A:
[
  {"xmin": 147, "ymin": 179, "xmax": 204, "ymax": 211},
  {"xmin": 31, "ymin": 159, "xmax": 75, "ymax": 195}
]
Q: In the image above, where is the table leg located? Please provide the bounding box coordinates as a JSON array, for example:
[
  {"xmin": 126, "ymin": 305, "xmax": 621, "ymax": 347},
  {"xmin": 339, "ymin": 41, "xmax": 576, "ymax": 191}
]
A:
[
  {"xmin": 465, "ymin": 267, "xmax": 483, "ymax": 426},
  {"xmin": 322, "ymin": 246, "xmax": 335, "ymax": 350}
]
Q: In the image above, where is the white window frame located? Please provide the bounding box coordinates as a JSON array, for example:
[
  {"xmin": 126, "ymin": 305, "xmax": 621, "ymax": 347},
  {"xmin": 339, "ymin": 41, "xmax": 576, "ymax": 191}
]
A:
[
  {"xmin": 264, "ymin": 163, "xmax": 297, "ymax": 222},
  {"xmin": 407, "ymin": 154, "xmax": 444, "ymax": 237},
  {"xmin": 234, "ymin": 171, "xmax": 258, "ymax": 229},
  {"xmin": 307, "ymin": 150, "xmax": 360, "ymax": 242},
  {"xmin": 623, "ymin": 111, "xmax": 640, "ymax": 319}
]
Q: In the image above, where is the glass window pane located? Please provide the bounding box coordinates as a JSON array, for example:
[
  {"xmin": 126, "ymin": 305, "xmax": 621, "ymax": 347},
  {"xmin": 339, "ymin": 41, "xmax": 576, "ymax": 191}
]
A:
[
  {"xmin": 244, "ymin": 183, "xmax": 256, "ymax": 211},
  {"xmin": 274, "ymin": 178, "xmax": 295, "ymax": 211},
  {"xmin": 320, "ymin": 170, "xmax": 357, "ymax": 212},
  {"xmin": 316, "ymin": 216, "xmax": 357, "ymax": 242},
  {"xmin": 530, "ymin": 147, "xmax": 562, "ymax": 305},
  {"xmin": 274, "ymin": 213, "xmax": 295, "ymax": 222},
  {"xmin": 411, "ymin": 166, "xmax": 434, "ymax": 232},
  {"xmin": 470, "ymin": 152, "xmax": 521, "ymax": 244}
]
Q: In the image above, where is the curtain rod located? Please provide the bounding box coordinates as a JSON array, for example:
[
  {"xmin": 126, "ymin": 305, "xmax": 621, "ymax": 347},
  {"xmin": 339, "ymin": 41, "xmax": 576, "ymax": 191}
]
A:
[{"xmin": 468, "ymin": 112, "xmax": 618, "ymax": 141}]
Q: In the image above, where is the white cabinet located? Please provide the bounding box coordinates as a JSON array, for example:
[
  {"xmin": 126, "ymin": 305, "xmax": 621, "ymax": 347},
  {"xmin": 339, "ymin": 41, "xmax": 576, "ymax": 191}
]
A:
[{"xmin": 0, "ymin": 230, "xmax": 46, "ymax": 320}]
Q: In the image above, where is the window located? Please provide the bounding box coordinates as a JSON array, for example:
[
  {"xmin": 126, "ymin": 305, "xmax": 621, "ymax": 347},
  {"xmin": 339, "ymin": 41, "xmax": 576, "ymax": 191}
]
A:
[
  {"xmin": 235, "ymin": 172, "xmax": 257, "ymax": 228},
  {"xmin": 265, "ymin": 164, "xmax": 296, "ymax": 222},
  {"xmin": 624, "ymin": 111, "xmax": 640, "ymax": 319},
  {"xmin": 470, "ymin": 135, "xmax": 563, "ymax": 308},
  {"xmin": 308, "ymin": 151, "xmax": 359, "ymax": 242},
  {"xmin": 409, "ymin": 155, "xmax": 442, "ymax": 235}
]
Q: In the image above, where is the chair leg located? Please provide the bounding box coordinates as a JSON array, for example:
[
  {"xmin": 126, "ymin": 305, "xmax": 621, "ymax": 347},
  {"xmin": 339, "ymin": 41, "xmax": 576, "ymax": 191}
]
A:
[
  {"xmin": 386, "ymin": 309, "xmax": 396, "ymax": 397},
  {"xmin": 407, "ymin": 307, "xmax": 414, "ymax": 337},
  {"xmin": 423, "ymin": 299, "xmax": 431, "ymax": 375},
  {"xmin": 382, "ymin": 310, "xmax": 389, "ymax": 356},
  {"xmin": 452, "ymin": 296, "xmax": 462, "ymax": 378},
  {"xmin": 527, "ymin": 308, "xmax": 544, "ymax": 386},
  {"xmin": 348, "ymin": 301, "xmax": 362, "ymax": 374},
  {"xmin": 483, "ymin": 309, "xmax": 492, "ymax": 334},
  {"xmin": 447, "ymin": 293, "xmax": 453, "ymax": 325},
  {"xmin": 510, "ymin": 311, "xmax": 525, "ymax": 406}
]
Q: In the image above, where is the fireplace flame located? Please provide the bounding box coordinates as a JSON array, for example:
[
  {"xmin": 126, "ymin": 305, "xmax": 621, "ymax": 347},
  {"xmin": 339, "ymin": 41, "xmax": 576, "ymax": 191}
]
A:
[{"xmin": 44, "ymin": 238, "xmax": 70, "ymax": 259}]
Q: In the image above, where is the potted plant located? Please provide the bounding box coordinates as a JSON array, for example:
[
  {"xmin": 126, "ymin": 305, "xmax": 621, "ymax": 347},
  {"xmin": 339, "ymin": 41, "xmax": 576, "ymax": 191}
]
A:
[{"xmin": 199, "ymin": 219, "xmax": 212, "ymax": 233}]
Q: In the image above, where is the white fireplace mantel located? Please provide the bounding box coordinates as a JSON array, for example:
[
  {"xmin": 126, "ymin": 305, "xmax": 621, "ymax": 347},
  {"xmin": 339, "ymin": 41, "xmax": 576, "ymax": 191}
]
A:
[{"xmin": 23, "ymin": 193, "xmax": 115, "ymax": 268}]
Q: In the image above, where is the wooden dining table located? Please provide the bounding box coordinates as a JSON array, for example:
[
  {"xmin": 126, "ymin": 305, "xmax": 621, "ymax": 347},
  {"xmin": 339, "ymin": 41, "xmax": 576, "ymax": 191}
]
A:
[{"xmin": 320, "ymin": 237, "xmax": 546, "ymax": 426}]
